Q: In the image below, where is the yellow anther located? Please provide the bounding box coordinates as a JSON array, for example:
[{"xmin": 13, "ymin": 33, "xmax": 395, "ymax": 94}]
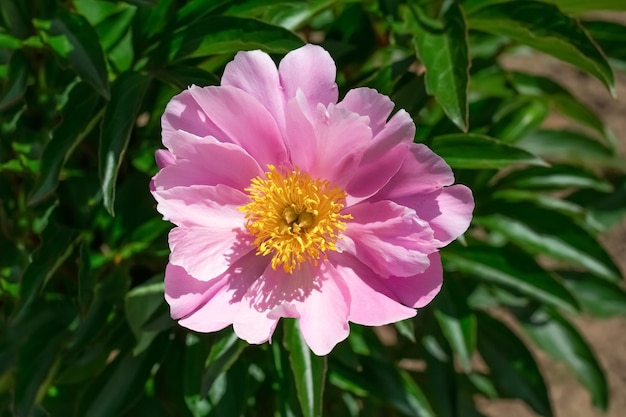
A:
[{"xmin": 239, "ymin": 166, "xmax": 350, "ymax": 273}]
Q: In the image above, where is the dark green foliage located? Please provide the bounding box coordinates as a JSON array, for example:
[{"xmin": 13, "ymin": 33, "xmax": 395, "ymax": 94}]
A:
[{"xmin": 1, "ymin": 1, "xmax": 624, "ymax": 416}]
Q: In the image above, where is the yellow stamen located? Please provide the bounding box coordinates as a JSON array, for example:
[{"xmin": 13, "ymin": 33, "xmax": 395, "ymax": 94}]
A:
[{"xmin": 239, "ymin": 165, "xmax": 351, "ymax": 273}]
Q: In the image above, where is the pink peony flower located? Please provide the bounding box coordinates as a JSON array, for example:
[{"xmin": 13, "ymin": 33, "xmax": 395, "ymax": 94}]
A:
[{"xmin": 151, "ymin": 44, "xmax": 474, "ymax": 355}]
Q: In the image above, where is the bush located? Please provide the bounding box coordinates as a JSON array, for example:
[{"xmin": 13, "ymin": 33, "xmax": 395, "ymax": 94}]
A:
[{"xmin": 1, "ymin": 1, "xmax": 625, "ymax": 416}]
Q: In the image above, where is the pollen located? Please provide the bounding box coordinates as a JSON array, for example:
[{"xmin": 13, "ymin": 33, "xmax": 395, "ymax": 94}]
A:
[{"xmin": 239, "ymin": 165, "xmax": 351, "ymax": 273}]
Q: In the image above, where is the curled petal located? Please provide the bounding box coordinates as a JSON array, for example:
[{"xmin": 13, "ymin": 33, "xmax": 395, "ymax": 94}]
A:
[
  {"xmin": 374, "ymin": 143, "xmax": 455, "ymax": 201},
  {"xmin": 345, "ymin": 111, "xmax": 416, "ymax": 204},
  {"xmin": 330, "ymin": 254, "xmax": 417, "ymax": 326},
  {"xmin": 396, "ymin": 185, "xmax": 474, "ymax": 247},
  {"xmin": 341, "ymin": 201, "xmax": 437, "ymax": 278},
  {"xmin": 338, "ymin": 87, "xmax": 394, "ymax": 137},
  {"xmin": 163, "ymin": 85, "xmax": 286, "ymax": 167},
  {"xmin": 285, "ymin": 96, "xmax": 370, "ymax": 188},
  {"xmin": 152, "ymin": 133, "xmax": 262, "ymax": 192},
  {"xmin": 155, "ymin": 149, "xmax": 175, "ymax": 169},
  {"xmin": 385, "ymin": 253, "xmax": 444, "ymax": 308},
  {"xmin": 221, "ymin": 49, "xmax": 286, "ymax": 132},
  {"xmin": 279, "ymin": 44, "xmax": 339, "ymax": 111}
]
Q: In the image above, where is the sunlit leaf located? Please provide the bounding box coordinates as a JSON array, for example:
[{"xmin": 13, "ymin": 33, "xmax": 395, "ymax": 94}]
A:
[
  {"xmin": 284, "ymin": 320, "xmax": 327, "ymax": 417},
  {"xmin": 430, "ymin": 133, "xmax": 545, "ymax": 169},
  {"xmin": 443, "ymin": 245, "xmax": 579, "ymax": 312},
  {"xmin": 561, "ymin": 272, "xmax": 626, "ymax": 318},
  {"xmin": 405, "ymin": 3, "xmax": 469, "ymax": 131},
  {"xmin": 517, "ymin": 129, "xmax": 622, "ymax": 170},
  {"xmin": 29, "ymin": 82, "xmax": 102, "ymax": 205},
  {"xmin": 99, "ymin": 71, "xmax": 151, "ymax": 215},
  {"xmin": 475, "ymin": 205, "xmax": 622, "ymax": 282},
  {"xmin": 153, "ymin": 16, "xmax": 303, "ymax": 64},
  {"xmin": 468, "ymin": 1, "xmax": 615, "ymax": 95},
  {"xmin": 517, "ymin": 308, "xmax": 608, "ymax": 410},
  {"xmin": 34, "ymin": 8, "xmax": 110, "ymax": 98},
  {"xmin": 0, "ymin": 50, "xmax": 29, "ymax": 111},
  {"xmin": 509, "ymin": 71, "xmax": 615, "ymax": 146},
  {"xmin": 477, "ymin": 312, "xmax": 553, "ymax": 417},
  {"xmin": 433, "ymin": 281, "xmax": 476, "ymax": 372}
]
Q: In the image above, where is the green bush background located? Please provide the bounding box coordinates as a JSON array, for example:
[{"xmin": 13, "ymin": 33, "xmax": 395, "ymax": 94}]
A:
[{"xmin": 1, "ymin": 0, "xmax": 626, "ymax": 416}]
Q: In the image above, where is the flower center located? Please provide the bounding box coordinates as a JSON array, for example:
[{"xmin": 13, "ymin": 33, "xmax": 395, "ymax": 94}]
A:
[{"xmin": 239, "ymin": 165, "xmax": 350, "ymax": 273}]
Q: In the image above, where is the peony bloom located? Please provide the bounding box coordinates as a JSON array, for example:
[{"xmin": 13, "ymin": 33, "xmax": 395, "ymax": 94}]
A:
[{"xmin": 151, "ymin": 44, "xmax": 474, "ymax": 355}]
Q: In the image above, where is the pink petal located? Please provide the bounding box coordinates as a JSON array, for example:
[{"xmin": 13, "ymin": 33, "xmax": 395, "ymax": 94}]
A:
[
  {"xmin": 161, "ymin": 88, "xmax": 213, "ymax": 145},
  {"xmin": 338, "ymin": 87, "xmax": 394, "ymax": 137},
  {"xmin": 373, "ymin": 143, "xmax": 455, "ymax": 201},
  {"xmin": 153, "ymin": 184, "xmax": 248, "ymax": 229},
  {"xmin": 345, "ymin": 142, "xmax": 409, "ymax": 205},
  {"xmin": 329, "ymin": 254, "xmax": 416, "ymax": 326},
  {"xmin": 164, "ymin": 263, "xmax": 224, "ymax": 320},
  {"xmin": 187, "ymin": 85, "xmax": 287, "ymax": 167},
  {"xmin": 163, "ymin": 85, "xmax": 287, "ymax": 167},
  {"xmin": 279, "ymin": 44, "xmax": 338, "ymax": 110},
  {"xmin": 396, "ymin": 185, "xmax": 474, "ymax": 246},
  {"xmin": 385, "ymin": 253, "xmax": 443, "ymax": 308},
  {"xmin": 239, "ymin": 262, "xmax": 350, "ymax": 356},
  {"xmin": 297, "ymin": 264, "xmax": 350, "ymax": 356},
  {"xmin": 233, "ymin": 303, "xmax": 281, "ymax": 345},
  {"xmin": 152, "ymin": 133, "xmax": 262, "ymax": 192},
  {"xmin": 168, "ymin": 225, "xmax": 254, "ymax": 282},
  {"xmin": 284, "ymin": 96, "xmax": 370, "ymax": 188},
  {"xmin": 168, "ymin": 252, "xmax": 269, "ymax": 332},
  {"xmin": 345, "ymin": 110, "xmax": 416, "ymax": 204},
  {"xmin": 221, "ymin": 49, "xmax": 286, "ymax": 133},
  {"xmin": 340, "ymin": 201, "xmax": 437, "ymax": 278},
  {"xmin": 155, "ymin": 149, "xmax": 175, "ymax": 169}
]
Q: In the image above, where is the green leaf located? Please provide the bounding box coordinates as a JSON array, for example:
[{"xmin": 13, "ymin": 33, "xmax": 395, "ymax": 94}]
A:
[
  {"xmin": 0, "ymin": 0, "xmax": 31, "ymax": 39},
  {"xmin": 118, "ymin": 0, "xmax": 158, "ymax": 6},
  {"xmin": 488, "ymin": 97, "xmax": 549, "ymax": 143},
  {"xmin": 154, "ymin": 16, "xmax": 304, "ymax": 64},
  {"xmin": 433, "ymin": 281, "xmax": 476, "ymax": 372},
  {"xmin": 201, "ymin": 331, "xmax": 248, "ymax": 396},
  {"xmin": 34, "ymin": 8, "xmax": 110, "ymax": 99},
  {"xmin": 421, "ymin": 334, "xmax": 458, "ymax": 417},
  {"xmin": 13, "ymin": 301, "xmax": 74, "ymax": 417},
  {"xmin": 494, "ymin": 164, "xmax": 613, "ymax": 192},
  {"xmin": 99, "ymin": 71, "xmax": 151, "ymax": 215},
  {"xmin": 284, "ymin": 320, "xmax": 326, "ymax": 417},
  {"xmin": 405, "ymin": 3, "xmax": 469, "ymax": 131},
  {"xmin": 491, "ymin": 190, "xmax": 586, "ymax": 221},
  {"xmin": 176, "ymin": 0, "xmax": 233, "ymax": 26},
  {"xmin": 584, "ymin": 20, "xmax": 626, "ymax": 70},
  {"xmin": 517, "ymin": 129, "xmax": 621, "ymax": 170},
  {"xmin": 0, "ymin": 33, "xmax": 22, "ymax": 50},
  {"xmin": 509, "ymin": 71, "xmax": 615, "ymax": 146},
  {"xmin": 430, "ymin": 133, "xmax": 545, "ymax": 169},
  {"xmin": 475, "ymin": 205, "xmax": 622, "ymax": 281},
  {"xmin": 477, "ymin": 312, "xmax": 553, "ymax": 417},
  {"xmin": 29, "ymin": 82, "xmax": 102, "ymax": 205},
  {"xmin": 154, "ymin": 65, "xmax": 220, "ymax": 90},
  {"xmin": 517, "ymin": 308, "xmax": 608, "ymax": 410},
  {"xmin": 561, "ymin": 272, "xmax": 626, "ymax": 318},
  {"xmin": 443, "ymin": 245, "xmax": 579, "ymax": 312},
  {"xmin": 467, "ymin": 1, "xmax": 615, "ymax": 95},
  {"xmin": 330, "ymin": 354, "xmax": 435, "ymax": 417},
  {"xmin": 547, "ymin": 0, "xmax": 626, "ymax": 13},
  {"xmin": 78, "ymin": 334, "xmax": 169, "ymax": 417},
  {"xmin": 0, "ymin": 50, "xmax": 29, "ymax": 111},
  {"xmin": 125, "ymin": 276, "xmax": 168, "ymax": 355},
  {"xmin": 18, "ymin": 222, "xmax": 81, "ymax": 309}
]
